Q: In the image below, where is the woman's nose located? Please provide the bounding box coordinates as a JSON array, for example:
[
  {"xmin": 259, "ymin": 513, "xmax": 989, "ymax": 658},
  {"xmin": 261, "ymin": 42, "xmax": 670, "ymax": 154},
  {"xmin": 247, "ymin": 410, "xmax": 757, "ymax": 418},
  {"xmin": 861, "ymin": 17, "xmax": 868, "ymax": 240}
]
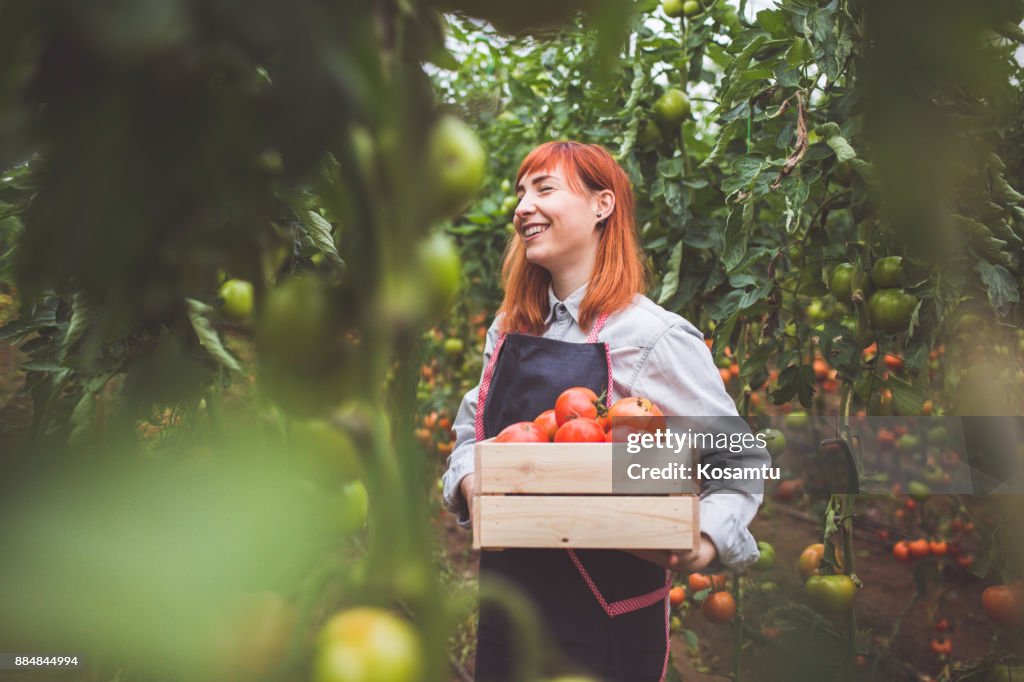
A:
[{"xmin": 514, "ymin": 198, "xmax": 534, "ymax": 218}]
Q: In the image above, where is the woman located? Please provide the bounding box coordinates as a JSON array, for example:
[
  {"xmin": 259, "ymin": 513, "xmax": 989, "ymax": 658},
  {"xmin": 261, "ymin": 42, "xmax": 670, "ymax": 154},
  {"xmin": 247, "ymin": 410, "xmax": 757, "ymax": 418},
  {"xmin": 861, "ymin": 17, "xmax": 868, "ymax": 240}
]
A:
[{"xmin": 441, "ymin": 141, "xmax": 769, "ymax": 681}]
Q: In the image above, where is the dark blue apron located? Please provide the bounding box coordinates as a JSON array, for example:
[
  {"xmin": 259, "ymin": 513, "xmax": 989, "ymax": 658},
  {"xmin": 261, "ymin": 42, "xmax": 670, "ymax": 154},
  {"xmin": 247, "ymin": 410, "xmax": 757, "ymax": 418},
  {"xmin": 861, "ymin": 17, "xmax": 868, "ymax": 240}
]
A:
[{"xmin": 474, "ymin": 331, "xmax": 670, "ymax": 681}]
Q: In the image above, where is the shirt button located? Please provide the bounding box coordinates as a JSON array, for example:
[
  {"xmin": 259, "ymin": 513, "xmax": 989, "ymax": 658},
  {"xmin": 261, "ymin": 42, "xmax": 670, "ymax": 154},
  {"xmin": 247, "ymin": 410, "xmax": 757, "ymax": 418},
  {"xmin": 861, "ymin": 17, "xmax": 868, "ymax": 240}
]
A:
[{"xmin": 555, "ymin": 304, "xmax": 567, "ymax": 317}]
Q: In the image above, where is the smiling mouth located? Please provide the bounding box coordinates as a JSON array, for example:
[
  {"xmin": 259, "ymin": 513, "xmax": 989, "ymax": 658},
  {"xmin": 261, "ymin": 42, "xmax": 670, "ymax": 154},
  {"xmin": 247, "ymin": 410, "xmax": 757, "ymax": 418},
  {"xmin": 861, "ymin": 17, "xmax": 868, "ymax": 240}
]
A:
[{"xmin": 523, "ymin": 224, "xmax": 550, "ymax": 239}]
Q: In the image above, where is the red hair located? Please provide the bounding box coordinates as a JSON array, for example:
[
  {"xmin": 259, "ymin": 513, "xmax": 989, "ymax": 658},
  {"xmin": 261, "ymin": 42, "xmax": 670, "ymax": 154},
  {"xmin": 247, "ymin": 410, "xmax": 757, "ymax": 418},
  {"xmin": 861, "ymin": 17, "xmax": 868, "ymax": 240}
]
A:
[{"xmin": 498, "ymin": 141, "xmax": 647, "ymax": 336}]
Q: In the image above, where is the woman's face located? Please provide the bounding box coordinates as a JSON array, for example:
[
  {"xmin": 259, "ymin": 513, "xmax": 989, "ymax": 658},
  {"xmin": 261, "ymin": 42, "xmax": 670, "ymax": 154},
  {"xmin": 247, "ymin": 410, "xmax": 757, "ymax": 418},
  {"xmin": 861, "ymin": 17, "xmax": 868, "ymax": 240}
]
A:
[{"xmin": 513, "ymin": 166, "xmax": 604, "ymax": 275}]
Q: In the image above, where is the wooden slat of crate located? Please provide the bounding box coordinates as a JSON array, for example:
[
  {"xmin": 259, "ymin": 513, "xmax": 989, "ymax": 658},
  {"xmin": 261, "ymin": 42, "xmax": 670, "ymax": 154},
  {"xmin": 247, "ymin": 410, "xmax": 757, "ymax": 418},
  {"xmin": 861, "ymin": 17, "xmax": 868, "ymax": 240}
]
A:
[
  {"xmin": 475, "ymin": 440, "xmax": 612, "ymax": 494},
  {"xmin": 473, "ymin": 495, "xmax": 698, "ymax": 550}
]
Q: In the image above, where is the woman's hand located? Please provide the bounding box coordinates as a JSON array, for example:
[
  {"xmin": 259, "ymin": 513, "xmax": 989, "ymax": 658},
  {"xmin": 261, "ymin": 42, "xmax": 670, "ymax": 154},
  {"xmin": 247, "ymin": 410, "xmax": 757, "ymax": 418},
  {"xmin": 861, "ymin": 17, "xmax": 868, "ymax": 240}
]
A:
[
  {"xmin": 627, "ymin": 533, "xmax": 719, "ymax": 572},
  {"xmin": 460, "ymin": 473, "xmax": 477, "ymax": 521}
]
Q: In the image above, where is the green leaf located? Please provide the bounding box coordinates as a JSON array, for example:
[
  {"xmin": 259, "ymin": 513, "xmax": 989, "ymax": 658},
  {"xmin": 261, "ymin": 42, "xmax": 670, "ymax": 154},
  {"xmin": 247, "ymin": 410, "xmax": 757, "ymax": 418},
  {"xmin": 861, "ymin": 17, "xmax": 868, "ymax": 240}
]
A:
[
  {"xmin": 826, "ymin": 135, "xmax": 856, "ymax": 163},
  {"xmin": 303, "ymin": 211, "xmax": 345, "ymax": 268},
  {"xmin": 886, "ymin": 376, "xmax": 924, "ymax": 416},
  {"xmin": 700, "ymin": 119, "xmax": 744, "ymax": 169},
  {"xmin": 185, "ymin": 299, "xmax": 242, "ymax": 373},
  {"xmin": 61, "ymin": 292, "xmax": 92, "ymax": 359},
  {"xmin": 976, "ymin": 259, "xmax": 1019, "ymax": 317},
  {"xmin": 658, "ymin": 241, "xmax": 684, "ymax": 305},
  {"xmin": 683, "ymin": 629, "xmax": 700, "ymax": 655},
  {"xmin": 722, "ymin": 206, "xmax": 749, "ymax": 271},
  {"xmin": 656, "ymin": 156, "xmax": 685, "ymax": 179},
  {"xmin": 756, "ymin": 9, "xmax": 789, "ymax": 37},
  {"xmin": 68, "ymin": 388, "xmax": 96, "ymax": 447},
  {"xmin": 722, "ymin": 155, "xmax": 766, "ymax": 195}
]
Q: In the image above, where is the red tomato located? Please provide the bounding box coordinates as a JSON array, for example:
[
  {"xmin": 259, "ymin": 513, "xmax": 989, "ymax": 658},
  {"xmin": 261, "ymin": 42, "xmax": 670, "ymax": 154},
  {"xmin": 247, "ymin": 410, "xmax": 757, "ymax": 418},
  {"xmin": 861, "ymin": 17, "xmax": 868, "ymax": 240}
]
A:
[
  {"xmin": 532, "ymin": 410, "xmax": 558, "ymax": 441},
  {"xmin": 494, "ymin": 422, "xmax": 547, "ymax": 443},
  {"xmin": 908, "ymin": 538, "xmax": 930, "ymax": 559},
  {"xmin": 606, "ymin": 396, "xmax": 666, "ymax": 433},
  {"xmin": 933, "ymin": 617, "xmax": 950, "ymax": 632},
  {"xmin": 892, "ymin": 541, "xmax": 912, "ymax": 563},
  {"xmin": 929, "ymin": 540, "xmax": 947, "ymax": 556},
  {"xmin": 982, "ymin": 584, "xmax": 1024, "ymax": 629},
  {"xmin": 930, "ymin": 637, "xmax": 952, "ymax": 656},
  {"xmin": 554, "ymin": 387, "xmax": 601, "ymax": 426},
  {"xmin": 884, "ymin": 354, "xmax": 905, "ymax": 371},
  {"xmin": 701, "ymin": 592, "xmax": 736, "ymax": 624},
  {"xmin": 688, "ymin": 573, "xmax": 725, "ymax": 592},
  {"xmin": 669, "ymin": 586, "xmax": 686, "ymax": 607},
  {"xmin": 554, "ymin": 418, "xmax": 606, "ymax": 443},
  {"xmin": 688, "ymin": 573, "xmax": 712, "ymax": 592}
]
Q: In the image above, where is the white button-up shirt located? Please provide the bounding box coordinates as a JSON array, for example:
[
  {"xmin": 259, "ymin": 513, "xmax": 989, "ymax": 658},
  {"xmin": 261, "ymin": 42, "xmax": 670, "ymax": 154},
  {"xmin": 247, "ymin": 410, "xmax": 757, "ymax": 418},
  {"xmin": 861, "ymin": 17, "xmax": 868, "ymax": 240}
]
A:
[{"xmin": 441, "ymin": 283, "xmax": 769, "ymax": 570}]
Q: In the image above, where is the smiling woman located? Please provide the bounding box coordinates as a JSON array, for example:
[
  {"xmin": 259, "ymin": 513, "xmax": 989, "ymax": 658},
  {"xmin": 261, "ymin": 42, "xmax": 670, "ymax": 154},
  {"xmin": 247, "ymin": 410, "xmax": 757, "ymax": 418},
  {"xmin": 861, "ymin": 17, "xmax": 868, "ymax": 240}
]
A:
[{"xmin": 441, "ymin": 141, "xmax": 769, "ymax": 681}]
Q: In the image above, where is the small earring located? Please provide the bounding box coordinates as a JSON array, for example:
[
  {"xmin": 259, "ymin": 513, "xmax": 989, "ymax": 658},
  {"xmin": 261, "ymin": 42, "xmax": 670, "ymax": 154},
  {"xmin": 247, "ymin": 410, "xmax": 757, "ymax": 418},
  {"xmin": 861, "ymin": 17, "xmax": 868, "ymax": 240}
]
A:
[{"xmin": 596, "ymin": 212, "xmax": 602, "ymax": 218}]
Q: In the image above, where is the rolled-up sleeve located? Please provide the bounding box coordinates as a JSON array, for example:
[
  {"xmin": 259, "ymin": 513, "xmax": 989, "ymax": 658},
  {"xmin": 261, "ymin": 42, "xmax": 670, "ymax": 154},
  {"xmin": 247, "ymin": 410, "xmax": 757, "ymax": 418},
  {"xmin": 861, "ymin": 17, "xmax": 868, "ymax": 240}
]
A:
[
  {"xmin": 441, "ymin": 319, "xmax": 501, "ymax": 528},
  {"xmin": 630, "ymin": 323, "xmax": 770, "ymax": 571}
]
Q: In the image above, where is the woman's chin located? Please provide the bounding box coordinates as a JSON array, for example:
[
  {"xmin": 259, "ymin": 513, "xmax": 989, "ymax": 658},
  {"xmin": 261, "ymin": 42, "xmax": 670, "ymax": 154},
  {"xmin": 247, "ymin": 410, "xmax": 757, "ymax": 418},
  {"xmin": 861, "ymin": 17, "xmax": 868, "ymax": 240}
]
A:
[{"xmin": 523, "ymin": 247, "xmax": 551, "ymax": 268}]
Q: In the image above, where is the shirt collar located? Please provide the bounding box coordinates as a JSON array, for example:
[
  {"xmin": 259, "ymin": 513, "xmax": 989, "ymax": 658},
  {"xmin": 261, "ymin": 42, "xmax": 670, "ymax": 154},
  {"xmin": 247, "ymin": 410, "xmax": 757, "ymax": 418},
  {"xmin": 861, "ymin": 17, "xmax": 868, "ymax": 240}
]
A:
[{"xmin": 545, "ymin": 282, "xmax": 588, "ymax": 325}]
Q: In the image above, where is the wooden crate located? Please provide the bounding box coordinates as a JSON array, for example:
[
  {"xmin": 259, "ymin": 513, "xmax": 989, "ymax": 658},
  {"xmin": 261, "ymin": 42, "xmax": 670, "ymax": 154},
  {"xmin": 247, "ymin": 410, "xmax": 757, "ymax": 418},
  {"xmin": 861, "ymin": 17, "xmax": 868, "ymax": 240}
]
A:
[{"xmin": 472, "ymin": 439, "xmax": 699, "ymax": 550}]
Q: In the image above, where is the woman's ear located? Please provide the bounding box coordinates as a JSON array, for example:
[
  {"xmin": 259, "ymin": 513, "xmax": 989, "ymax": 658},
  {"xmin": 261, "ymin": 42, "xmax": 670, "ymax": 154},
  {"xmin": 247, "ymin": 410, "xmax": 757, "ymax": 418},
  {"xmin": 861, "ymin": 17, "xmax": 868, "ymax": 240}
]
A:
[{"xmin": 594, "ymin": 189, "xmax": 616, "ymax": 225}]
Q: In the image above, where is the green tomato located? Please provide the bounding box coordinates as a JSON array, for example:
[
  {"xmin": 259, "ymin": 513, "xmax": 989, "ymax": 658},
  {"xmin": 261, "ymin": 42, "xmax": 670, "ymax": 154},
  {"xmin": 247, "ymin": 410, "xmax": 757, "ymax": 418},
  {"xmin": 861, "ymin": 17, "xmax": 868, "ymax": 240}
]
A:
[
  {"xmin": 334, "ymin": 481, "xmax": 369, "ymax": 536},
  {"xmin": 313, "ymin": 607, "xmax": 421, "ymax": 682},
  {"xmin": 662, "ymin": 0, "xmax": 684, "ymax": 18},
  {"xmin": 257, "ymin": 275, "xmax": 346, "ymax": 416},
  {"xmin": 871, "ymin": 256, "xmax": 905, "ymax": 289},
  {"xmin": 219, "ymin": 279, "xmax": 254, "ymax": 320},
  {"xmin": 829, "ymin": 263, "xmax": 854, "ymax": 303},
  {"xmin": 923, "ymin": 465, "xmax": 946, "ymax": 486},
  {"xmin": 927, "ymin": 425, "xmax": 948, "ymax": 443},
  {"xmin": 896, "ymin": 433, "xmax": 921, "ymax": 451},
  {"xmin": 290, "ymin": 419, "xmax": 363, "ymax": 486},
  {"xmin": 258, "ymin": 275, "xmax": 333, "ymax": 372},
  {"xmin": 868, "ymin": 289, "xmax": 918, "ymax": 333},
  {"xmin": 753, "ymin": 541, "xmax": 776, "ymax": 571},
  {"xmin": 907, "ymin": 480, "xmax": 931, "ymax": 500},
  {"xmin": 652, "ymin": 88, "xmax": 691, "ymax": 128},
  {"xmin": 784, "ymin": 410, "xmax": 809, "ymax": 429},
  {"xmin": 806, "ymin": 299, "xmax": 827, "ymax": 322},
  {"xmin": 427, "ymin": 115, "xmax": 486, "ymax": 219},
  {"xmin": 683, "ymin": 0, "xmax": 702, "ymax": 17},
  {"xmin": 417, "ymin": 232, "xmax": 462, "ymax": 315},
  {"xmin": 637, "ymin": 119, "xmax": 661, "ymax": 147},
  {"xmin": 500, "ymin": 195, "xmax": 518, "ymax": 214},
  {"xmin": 759, "ymin": 428, "xmax": 786, "ymax": 459},
  {"xmin": 443, "ymin": 337, "xmax": 464, "ymax": 356},
  {"xmin": 805, "ymin": 574, "xmax": 856, "ymax": 615}
]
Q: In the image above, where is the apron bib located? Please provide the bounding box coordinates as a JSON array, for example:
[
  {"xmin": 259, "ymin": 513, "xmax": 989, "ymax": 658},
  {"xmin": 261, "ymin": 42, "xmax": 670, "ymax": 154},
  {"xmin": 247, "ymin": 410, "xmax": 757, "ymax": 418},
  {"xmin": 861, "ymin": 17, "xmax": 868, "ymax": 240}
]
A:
[{"xmin": 474, "ymin": 313, "xmax": 672, "ymax": 681}]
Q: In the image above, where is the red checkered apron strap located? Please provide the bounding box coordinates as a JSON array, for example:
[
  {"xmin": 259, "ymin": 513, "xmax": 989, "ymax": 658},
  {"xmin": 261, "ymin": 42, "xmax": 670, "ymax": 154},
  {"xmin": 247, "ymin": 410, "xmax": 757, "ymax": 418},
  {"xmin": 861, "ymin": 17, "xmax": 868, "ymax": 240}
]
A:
[
  {"xmin": 584, "ymin": 311, "xmax": 612, "ymax": 408},
  {"xmin": 474, "ymin": 332, "xmax": 508, "ymax": 442}
]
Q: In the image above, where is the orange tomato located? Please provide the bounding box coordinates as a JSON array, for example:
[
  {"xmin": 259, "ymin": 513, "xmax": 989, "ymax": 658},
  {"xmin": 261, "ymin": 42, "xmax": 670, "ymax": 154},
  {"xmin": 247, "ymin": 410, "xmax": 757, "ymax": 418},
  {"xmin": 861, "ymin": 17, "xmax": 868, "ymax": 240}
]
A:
[
  {"xmin": 930, "ymin": 637, "xmax": 952, "ymax": 656},
  {"xmin": 669, "ymin": 586, "xmax": 686, "ymax": 607},
  {"xmin": 908, "ymin": 538, "xmax": 930, "ymax": 559},
  {"xmin": 982, "ymin": 583, "xmax": 1024, "ymax": 629},
  {"xmin": 884, "ymin": 354, "xmax": 904, "ymax": 371},
  {"xmin": 701, "ymin": 591, "xmax": 736, "ymax": 624},
  {"xmin": 892, "ymin": 541, "xmax": 912, "ymax": 562},
  {"xmin": 532, "ymin": 409, "xmax": 559, "ymax": 441}
]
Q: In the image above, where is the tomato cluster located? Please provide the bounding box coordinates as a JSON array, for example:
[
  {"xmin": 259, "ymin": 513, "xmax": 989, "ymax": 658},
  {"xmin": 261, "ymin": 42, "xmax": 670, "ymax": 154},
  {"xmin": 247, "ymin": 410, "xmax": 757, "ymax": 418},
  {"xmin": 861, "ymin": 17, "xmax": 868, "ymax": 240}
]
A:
[
  {"xmin": 493, "ymin": 387, "xmax": 666, "ymax": 443},
  {"xmin": 891, "ymin": 538, "xmax": 950, "ymax": 563}
]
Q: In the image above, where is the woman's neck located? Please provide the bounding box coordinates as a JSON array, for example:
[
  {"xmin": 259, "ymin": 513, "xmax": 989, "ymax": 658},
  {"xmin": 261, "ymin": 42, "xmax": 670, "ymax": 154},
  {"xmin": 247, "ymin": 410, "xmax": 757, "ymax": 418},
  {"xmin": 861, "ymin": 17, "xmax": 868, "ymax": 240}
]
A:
[{"xmin": 550, "ymin": 271, "xmax": 588, "ymax": 301}]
